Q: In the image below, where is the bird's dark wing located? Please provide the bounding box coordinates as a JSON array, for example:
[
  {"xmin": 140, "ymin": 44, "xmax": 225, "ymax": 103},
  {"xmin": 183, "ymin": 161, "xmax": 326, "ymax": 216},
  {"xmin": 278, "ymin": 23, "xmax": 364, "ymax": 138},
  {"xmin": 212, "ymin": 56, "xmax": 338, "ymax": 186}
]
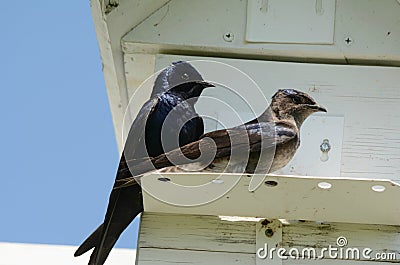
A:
[
  {"xmin": 90, "ymin": 98, "xmax": 161, "ymax": 264},
  {"xmin": 74, "ymin": 97, "xmax": 159, "ymax": 264},
  {"xmin": 114, "ymin": 122, "xmax": 296, "ymax": 188},
  {"xmin": 122, "ymin": 97, "xmax": 160, "ymax": 163}
]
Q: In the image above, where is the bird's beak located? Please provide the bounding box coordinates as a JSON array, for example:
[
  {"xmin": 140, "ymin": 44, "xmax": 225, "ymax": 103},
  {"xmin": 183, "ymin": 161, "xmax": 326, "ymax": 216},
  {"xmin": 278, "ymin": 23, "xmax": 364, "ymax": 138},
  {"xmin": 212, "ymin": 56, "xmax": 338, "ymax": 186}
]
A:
[
  {"xmin": 309, "ymin": 104, "xmax": 327, "ymax": 112},
  {"xmin": 196, "ymin": 80, "xmax": 215, "ymax": 88}
]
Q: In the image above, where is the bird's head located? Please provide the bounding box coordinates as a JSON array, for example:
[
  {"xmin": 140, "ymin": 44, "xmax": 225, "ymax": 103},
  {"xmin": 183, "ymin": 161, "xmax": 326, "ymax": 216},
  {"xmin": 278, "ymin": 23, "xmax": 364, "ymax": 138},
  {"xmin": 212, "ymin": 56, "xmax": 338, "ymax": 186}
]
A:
[
  {"xmin": 152, "ymin": 61, "xmax": 206, "ymax": 96},
  {"xmin": 271, "ymin": 89, "xmax": 327, "ymax": 126},
  {"xmin": 169, "ymin": 80, "xmax": 215, "ymax": 101}
]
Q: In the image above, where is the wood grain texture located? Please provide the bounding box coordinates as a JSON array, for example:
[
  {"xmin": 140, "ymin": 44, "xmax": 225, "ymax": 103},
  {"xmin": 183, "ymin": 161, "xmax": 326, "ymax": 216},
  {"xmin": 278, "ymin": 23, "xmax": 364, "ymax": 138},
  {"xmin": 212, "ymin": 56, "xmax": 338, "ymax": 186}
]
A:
[
  {"xmin": 137, "ymin": 248, "xmax": 255, "ymax": 265},
  {"xmin": 138, "ymin": 213, "xmax": 255, "ymax": 253},
  {"xmin": 136, "ymin": 213, "xmax": 400, "ymax": 264},
  {"xmin": 283, "ymin": 221, "xmax": 400, "ymax": 261}
]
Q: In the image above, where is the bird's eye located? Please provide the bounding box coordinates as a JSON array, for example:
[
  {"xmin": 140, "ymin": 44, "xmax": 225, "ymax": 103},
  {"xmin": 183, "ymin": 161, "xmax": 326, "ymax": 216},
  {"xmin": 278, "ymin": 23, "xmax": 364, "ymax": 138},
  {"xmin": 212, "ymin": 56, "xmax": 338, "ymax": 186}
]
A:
[
  {"xmin": 291, "ymin": 96, "xmax": 303, "ymax": 104},
  {"xmin": 182, "ymin": 73, "xmax": 189, "ymax": 80}
]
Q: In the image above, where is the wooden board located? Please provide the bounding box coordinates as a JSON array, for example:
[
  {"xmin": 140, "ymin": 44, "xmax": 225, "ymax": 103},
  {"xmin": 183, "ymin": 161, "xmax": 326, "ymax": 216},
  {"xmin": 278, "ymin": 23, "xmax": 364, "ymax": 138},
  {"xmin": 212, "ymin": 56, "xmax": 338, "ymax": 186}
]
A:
[
  {"xmin": 122, "ymin": 0, "xmax": 400, "ymax": 66},
  {"xmin": 141, "ymin": 173, "xmax": 400, "ymax": 225},
  {"xmin": 136, "ymin": 213, "xmax": 400, "ymax": 264}
]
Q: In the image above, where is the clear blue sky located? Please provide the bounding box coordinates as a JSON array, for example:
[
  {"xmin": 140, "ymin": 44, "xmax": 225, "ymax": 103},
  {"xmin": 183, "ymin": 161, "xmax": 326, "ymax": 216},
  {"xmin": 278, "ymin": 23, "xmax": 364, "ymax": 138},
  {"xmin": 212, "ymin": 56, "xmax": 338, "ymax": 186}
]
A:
[{"xmin": 0, "ymin": 1, "xmax": 139, "ymax": 249}]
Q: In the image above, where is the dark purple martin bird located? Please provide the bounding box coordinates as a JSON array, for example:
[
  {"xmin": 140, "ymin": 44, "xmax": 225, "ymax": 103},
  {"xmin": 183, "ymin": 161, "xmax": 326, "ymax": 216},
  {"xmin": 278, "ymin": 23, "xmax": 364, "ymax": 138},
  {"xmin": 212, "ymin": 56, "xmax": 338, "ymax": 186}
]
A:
[{"xmin": 74, "ymin": 61, "xmax": 214, "ymax": 265}]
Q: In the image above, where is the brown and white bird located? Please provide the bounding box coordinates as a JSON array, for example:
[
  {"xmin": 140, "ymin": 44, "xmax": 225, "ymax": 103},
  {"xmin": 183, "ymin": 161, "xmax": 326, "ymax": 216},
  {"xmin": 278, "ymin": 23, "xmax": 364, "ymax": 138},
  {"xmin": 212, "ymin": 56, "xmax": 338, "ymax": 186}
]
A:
[{"xmin": 116, "ymin": 89, "xmax": 327, "ymax": 188}]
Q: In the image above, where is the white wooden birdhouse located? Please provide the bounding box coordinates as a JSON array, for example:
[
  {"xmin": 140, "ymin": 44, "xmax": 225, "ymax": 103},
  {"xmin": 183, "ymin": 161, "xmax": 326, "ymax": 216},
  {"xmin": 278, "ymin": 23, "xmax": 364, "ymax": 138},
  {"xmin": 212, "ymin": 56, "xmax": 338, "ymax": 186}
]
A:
[{"xmin": 91, "ymin": 0, "xmax": 400, "ymax": 264}]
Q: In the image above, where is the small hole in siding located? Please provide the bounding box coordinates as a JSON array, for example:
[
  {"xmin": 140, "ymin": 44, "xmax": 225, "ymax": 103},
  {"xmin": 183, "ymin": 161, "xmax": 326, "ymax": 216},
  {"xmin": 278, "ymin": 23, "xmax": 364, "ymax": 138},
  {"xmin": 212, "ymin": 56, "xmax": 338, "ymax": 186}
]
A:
[
  {"xmin": 264, "ymin": 180, "xmax": 278, "ymax": 187},
  {"xmin": 212, "ymin": 179, "xmax": 224, "ymax": 184},
  {"xmin": 318, "ymin": 182, "xmax": 332, "ymax": 190},
  {"xmin": 158, "ymin": 177, "xmax": 170, "ymax": 182},
  {"xmin": 371, "ymin": 185, "xmax": 386, "ymax": 192}
]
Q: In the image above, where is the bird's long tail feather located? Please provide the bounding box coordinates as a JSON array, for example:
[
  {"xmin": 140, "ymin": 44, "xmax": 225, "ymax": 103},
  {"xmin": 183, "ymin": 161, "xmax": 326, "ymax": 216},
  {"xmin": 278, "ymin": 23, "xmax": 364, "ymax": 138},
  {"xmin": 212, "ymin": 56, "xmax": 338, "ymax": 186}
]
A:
[
  {"xmin": 74, "ymin": 224, "xmax": 103, "ymax": 257},
  {"xmin": 75, "ymin": 184, "xmax": 143, "ymax": 265}
]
